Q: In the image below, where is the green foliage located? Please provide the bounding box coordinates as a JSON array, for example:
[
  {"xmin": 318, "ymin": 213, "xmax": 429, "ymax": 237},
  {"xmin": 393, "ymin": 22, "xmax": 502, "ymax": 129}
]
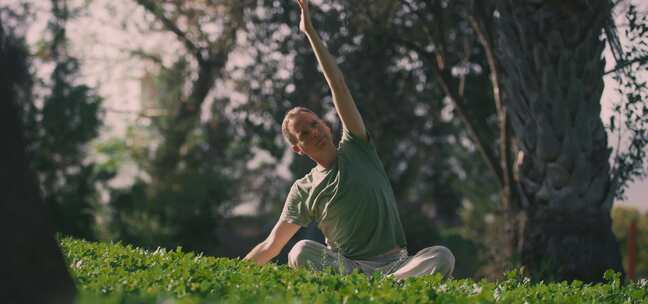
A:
[
  {"xmin": 26, "ymin": 57, "xmax": 103, "ymax": 239},
  {"xmin": 98, "ymin": 61, "xmax": 241, "ymax": 253},
  {"xmin": 89, "ymin": 0, "xmax": 253, "ymax": 255},
  {"xmin": 93, "ymin": 138, "xmax": 131, "ymax": 181},
  {"xmin": 20, "ymin": 0, "xmax": 104, "ymax": 240},
  {"xmin": 106, "ymin": 169, "xmax": 230, "ymax": 254},
  {"xmin": 612, "ymin": 206, "xmax": 648, "ymax": 279},
  {"xmin": 61, "ymin": 238, "xmax": 647, "ymax": 303}
]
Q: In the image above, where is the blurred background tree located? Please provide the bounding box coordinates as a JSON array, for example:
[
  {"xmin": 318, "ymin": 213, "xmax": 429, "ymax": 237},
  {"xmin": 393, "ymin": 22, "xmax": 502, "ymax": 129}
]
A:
[
  {"xmin": 612, "ymin": 206, "xmax": 648, "ymax": 280},
  {"xmin": 18, "ymin": 0, "xmax": 104, "ymax": 240},
  {"xmin": 97, "ymin": 0, "xmax": 252, "ymax": 254}
]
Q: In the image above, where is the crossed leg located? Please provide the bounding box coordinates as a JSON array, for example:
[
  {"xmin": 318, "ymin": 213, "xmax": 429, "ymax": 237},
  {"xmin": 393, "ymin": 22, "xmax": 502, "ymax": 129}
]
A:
[
  {"xmin": 288, "ymin": 240, "xmax": 455, "ymax": 280},
  {"xmin": 390, "ymin": 246, "xmax": 455, "ymax": 280}
]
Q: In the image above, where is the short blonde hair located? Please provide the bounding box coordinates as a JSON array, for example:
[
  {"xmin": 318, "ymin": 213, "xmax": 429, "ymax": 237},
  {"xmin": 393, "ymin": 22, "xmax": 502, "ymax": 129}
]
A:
[{"xmin": 281, "ymin": 106, "xmax": 316, "ymax": 144}]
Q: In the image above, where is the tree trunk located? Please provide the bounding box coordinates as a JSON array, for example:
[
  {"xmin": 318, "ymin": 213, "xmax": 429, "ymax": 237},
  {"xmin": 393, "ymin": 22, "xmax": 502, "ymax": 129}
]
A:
[
  {"xmin": 0, "ymin": 23, "xmax": 76, "ymax": 303},
  {"xmin": 495, "ymin": 0, "xmax": 623, "ymax": 281}
]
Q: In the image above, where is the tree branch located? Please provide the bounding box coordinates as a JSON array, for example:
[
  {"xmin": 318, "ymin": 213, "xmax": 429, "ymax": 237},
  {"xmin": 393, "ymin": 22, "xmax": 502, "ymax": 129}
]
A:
[
  {"xmin": 458, "ymin": 36, "xmax": 471, "ymax": 98},
  {"xmin": 604, "ymin": 55, "xmax": 648, "ymax": 75},
  {"xmin": 135, "ymin": 0, "xmax": 200, "ymax": 56},
  {"xmin": 468, "ymin": 11, "xmax": 517, "ymax": 210},
  {"xmin": 104, "ymin": 107, "xmax": 168, "ymax": 118},
  {"xmin": 395, "ymin": 37, "xmax": 504, "ymax": 185},
  {"xmin": 432, "ymin": 1, "xmax": 448, "ymax": 70},
  {"xmin": 128, "ymin": 49, "xmax": 166, "ymax": 68}
]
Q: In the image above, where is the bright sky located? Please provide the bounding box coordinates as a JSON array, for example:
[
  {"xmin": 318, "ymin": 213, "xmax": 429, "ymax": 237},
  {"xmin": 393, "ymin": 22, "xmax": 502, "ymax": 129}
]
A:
[
  {"xmin": 16, "ymin": 0, "xmax": 648, "ymax": 211},
  {"xmin": 600, "ymin": 1, "xmax": 648, "ymax": 211}
]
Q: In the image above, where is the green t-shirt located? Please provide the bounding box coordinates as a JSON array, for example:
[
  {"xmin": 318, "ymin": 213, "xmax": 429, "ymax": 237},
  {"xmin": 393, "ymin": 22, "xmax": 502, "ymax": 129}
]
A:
[{"xmin": 280, "ymin": 128, "xmax": 407, "ymax": 260}]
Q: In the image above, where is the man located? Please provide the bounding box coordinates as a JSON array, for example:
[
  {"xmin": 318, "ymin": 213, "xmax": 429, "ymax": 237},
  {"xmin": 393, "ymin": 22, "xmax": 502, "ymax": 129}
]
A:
[{"xmin": 244, "ymin": 0, "xmax": 454, "ymax": 280}]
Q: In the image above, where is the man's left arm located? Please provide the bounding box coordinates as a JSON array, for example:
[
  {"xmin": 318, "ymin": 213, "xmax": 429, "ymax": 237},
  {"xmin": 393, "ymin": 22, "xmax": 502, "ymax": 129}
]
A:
[
  {"xmin": 296, "ymin": 0, "xmax": 367, "ymax": 141},
  {"xmin": 244, "ymin": 220, "xmax": 301, "ymax": 265}
]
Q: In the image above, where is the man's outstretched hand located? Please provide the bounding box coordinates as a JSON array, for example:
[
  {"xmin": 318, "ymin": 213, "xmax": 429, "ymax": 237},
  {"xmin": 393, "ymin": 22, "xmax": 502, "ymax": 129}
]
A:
[{"xmin": 296, "ymin": 0, "xmax": 314, "ymax": 34}]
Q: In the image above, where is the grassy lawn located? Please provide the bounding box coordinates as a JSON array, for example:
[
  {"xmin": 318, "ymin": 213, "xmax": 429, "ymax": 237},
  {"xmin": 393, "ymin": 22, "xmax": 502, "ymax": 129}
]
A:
[{"xmin": 61, "ymin": 238, "xmax": 647, "ymax": 303}]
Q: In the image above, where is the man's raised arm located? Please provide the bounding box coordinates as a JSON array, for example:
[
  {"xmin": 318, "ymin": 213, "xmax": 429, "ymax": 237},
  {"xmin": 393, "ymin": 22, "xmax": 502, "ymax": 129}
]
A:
[
  {"xmin": 243, "ymin": 220, "xmax": 300, "ymax": 265},
  {"xmin": 296, "ymin": 0, "xmax": 367, "ymax": 141}
]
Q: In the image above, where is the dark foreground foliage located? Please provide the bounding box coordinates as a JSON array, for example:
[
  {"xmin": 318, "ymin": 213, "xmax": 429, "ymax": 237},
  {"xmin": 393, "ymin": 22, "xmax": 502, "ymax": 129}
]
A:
[{"xmin": 61, "ymin": 238, "xmax": 647, "ymax": 303}]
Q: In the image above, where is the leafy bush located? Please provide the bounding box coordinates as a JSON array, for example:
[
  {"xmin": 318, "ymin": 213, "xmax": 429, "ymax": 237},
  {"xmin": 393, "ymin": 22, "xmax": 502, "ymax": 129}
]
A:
[{"xmin": 61, "ymin": 238, "xmax": 647, "ymax": 303}]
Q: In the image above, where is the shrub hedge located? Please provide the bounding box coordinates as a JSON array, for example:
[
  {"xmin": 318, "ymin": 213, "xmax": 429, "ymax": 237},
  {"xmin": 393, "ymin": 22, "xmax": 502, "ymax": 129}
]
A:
[{"xmin": 60, "ymin": 238, "xmax": 647, "ymax": 303}]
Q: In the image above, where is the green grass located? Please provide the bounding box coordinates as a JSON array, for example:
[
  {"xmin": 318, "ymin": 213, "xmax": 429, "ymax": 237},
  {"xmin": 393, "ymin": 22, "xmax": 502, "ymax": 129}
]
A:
[{"xmin": 61, "ymin": 238, "xmax": 648, "ymax": 303}]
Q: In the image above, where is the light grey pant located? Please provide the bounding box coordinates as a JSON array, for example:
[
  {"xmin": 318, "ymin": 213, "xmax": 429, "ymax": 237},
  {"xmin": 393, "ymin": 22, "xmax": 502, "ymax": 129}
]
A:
[{"xmin": 287, "ymin": 240, "xmax": 455, "ymax": 280}]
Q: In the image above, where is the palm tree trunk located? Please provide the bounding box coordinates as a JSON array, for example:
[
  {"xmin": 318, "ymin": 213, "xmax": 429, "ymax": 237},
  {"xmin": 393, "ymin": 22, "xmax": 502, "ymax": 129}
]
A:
[{"xmin": 495, "ymin": 0, "xmax": 623, "ymax": 282}]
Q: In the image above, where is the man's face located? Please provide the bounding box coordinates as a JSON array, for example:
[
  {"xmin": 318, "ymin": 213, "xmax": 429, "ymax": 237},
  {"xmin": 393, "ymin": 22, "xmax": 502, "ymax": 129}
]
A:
[{"xmin": 288, "ymin": 111, "xmax": 333, "ymax": 156}]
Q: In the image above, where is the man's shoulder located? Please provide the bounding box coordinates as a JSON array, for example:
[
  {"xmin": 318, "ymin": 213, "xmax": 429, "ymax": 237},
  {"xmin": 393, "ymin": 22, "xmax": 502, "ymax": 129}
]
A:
[
  {"xmin": 291, "ymin": 168, "xmax": 317, "ymax": 189},
  {"xmin": 340, "ymin": 127, "xmax": 369, "ymax": 144},
  {"xmin": 338, "ymin": 128, "xmax": 381, "ymax": 163}
]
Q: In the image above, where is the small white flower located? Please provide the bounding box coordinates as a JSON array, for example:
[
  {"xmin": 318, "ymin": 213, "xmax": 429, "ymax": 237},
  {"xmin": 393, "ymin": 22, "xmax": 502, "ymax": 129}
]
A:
[
  {"xmin": 438, "ymin": 284, "xmax": 448, "ymax": 293},
  {"xmin": 471, "ymin": 284, "xmax": 483, "ymax": 295}
]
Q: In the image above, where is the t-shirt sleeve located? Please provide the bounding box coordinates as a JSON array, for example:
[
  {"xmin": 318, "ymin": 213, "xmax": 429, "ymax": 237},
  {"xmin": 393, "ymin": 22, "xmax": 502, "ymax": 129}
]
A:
[
  {"xmin": 279, "ymin": 181, "xmax": 311, "ymax": 227},
  {"xmin": 339, "ymin": 127, "xmax": 376, "ymax": 155}
]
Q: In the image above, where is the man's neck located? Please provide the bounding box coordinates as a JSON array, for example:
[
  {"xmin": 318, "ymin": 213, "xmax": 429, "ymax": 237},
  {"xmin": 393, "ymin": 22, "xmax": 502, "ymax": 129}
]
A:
[{"xmin": 311, "ymin": 149, "xmax": 337, "ymax": 171}]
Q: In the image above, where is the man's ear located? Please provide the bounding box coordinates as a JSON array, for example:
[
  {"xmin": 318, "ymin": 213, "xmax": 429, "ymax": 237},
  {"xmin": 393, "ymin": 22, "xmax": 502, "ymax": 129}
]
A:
[{"xmin": 291, "ymin": 144, "xmax": 303, "ymax": 155}]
